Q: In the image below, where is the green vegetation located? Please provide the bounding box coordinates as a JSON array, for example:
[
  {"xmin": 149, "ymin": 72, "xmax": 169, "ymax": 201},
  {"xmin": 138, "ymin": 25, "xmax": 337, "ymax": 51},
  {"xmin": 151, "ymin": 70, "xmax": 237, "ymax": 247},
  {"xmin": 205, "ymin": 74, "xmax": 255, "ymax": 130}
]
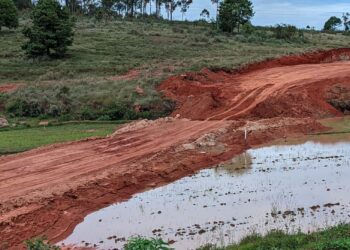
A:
[
  {"xmin": 1, "ymin": 18, "xmax": 350, "ymax": 121},
  {"xmin": 199, "ymin": 224, "xmax": 350, "ymax": 250},
  {"xmin": 324, "ymin": 16, "xmax": 342, "ymax": 32},
  {"xmin": 218, "ymin": 0, "xmax": 254, "ymax": 33},
  {"xmin": 320, "ymin": 116, "xmax": 350, "ymax": 134},
  {"xmin": 0, "ymin": 122, "xmax": 119, "ymax": 154},
  {"xmin": 274, "ymin": 24, "xmax": 302, "ymax": 40},
  {"xmin": 0, "ymin": 0, "xmax": 19, "ymax": 30},
  {"xmin": 25, "ymin": 237, "xmax": 60, "ymax": 250},
  {"xmin": 22, "ymin": 0, "xmax": 74, "ymax": 57},
  {"xmin": 124, "ymin": 237, "xmax": 171, "ymax": 250}
]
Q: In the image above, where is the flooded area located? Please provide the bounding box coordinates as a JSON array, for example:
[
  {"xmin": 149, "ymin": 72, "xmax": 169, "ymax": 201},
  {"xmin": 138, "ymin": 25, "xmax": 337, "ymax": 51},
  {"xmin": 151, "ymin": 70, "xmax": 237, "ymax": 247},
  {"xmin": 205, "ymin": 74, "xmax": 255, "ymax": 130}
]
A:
[{"xmin": 61, "ymin": 140, "xmax": 350, "ymax": 250}]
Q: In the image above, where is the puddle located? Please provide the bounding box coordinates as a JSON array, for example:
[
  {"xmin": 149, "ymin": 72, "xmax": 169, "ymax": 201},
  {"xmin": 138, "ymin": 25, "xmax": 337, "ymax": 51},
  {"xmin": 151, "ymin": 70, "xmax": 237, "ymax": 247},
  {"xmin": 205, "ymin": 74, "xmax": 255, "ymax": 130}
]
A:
[{"xmin": 61, "ymin": 141, "xmax": 350, "ymax": 249}]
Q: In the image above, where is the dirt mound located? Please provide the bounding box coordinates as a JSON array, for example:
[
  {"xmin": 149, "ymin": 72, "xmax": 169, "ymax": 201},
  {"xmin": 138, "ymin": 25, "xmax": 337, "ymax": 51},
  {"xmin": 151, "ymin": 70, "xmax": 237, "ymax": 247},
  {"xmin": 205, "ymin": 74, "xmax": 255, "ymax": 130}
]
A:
[
  {"xmin": 112, "ymin": 117, "xmax": 187, "ymax": 135},
  {"xmin": 159, "ymin": 48, "xmax": 350, "ymax": 120}
]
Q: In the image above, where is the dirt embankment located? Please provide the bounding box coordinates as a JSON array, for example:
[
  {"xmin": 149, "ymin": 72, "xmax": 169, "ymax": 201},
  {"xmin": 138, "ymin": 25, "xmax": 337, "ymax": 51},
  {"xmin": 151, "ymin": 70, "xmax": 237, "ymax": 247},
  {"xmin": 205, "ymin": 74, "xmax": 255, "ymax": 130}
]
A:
[
  {"xmin": 1, "ymin": 48, "xmax": 350, "ymax": 249},
  {"xmin": 159, "ymin": 48, "xmax": 350, "ymax": 120}
]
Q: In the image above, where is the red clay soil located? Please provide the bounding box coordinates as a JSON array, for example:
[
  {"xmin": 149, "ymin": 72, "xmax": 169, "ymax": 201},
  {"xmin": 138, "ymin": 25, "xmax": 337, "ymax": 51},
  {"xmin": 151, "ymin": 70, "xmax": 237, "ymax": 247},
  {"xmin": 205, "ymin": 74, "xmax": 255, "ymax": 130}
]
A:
[
  {"xmin": 1, "ymin": 48, "xmax": 350, "ymax": 249},
  {"xmin": 159, "ymin": 48, "xmax": 350, "ymax": 120},
  {"xmin": 0, "ymin": 84, "xmax": 19, "ymax": 93}
]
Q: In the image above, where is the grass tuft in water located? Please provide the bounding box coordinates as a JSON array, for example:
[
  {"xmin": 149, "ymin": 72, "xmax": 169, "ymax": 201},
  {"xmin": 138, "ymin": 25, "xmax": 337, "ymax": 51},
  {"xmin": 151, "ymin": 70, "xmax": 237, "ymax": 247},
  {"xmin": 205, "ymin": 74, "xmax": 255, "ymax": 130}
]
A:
[{"xmin": 124, "ymin": 237, "xmax": 172, "ymax": 250}]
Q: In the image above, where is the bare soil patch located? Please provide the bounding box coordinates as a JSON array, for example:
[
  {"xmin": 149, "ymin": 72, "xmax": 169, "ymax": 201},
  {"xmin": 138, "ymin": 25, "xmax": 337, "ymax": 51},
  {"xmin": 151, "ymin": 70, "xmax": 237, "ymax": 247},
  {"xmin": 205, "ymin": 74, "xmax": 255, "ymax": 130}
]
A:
[{"xmin": 0, "ymin": 84, "xmax": 20, "ymax": 93}]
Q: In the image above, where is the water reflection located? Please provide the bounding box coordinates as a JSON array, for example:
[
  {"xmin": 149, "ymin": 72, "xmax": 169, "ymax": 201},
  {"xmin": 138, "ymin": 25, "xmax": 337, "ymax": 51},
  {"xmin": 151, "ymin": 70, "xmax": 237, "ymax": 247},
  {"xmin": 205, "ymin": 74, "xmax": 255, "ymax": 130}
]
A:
[
  {"xmin": 61, "ymin": 141, "xmax": 350, "ymax": 250},
  {"xmin": 215, "ymin": 153, "xmax": 252, "ymax": 177}
]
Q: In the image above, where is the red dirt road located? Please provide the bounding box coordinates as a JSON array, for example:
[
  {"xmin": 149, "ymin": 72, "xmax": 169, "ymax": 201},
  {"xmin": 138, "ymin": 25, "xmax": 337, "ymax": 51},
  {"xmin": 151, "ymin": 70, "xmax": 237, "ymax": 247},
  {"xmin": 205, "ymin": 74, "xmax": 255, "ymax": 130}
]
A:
[{"xmin": 1, "ymin": 48, "xmax": 350, "ymax": 248}]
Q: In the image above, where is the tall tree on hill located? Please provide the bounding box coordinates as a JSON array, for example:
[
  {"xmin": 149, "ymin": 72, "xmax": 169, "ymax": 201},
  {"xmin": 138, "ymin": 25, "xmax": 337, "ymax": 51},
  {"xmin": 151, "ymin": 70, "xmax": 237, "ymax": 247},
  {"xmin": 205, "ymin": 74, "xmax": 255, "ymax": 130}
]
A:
[
  {"xmin": 22, "ymin": 0, "xmax": 74, "ymax": 57},
  {"xmin": 0, "ymin": 0, "xmax": 19, "ymax": 30},
  {"xmin": 164, "ymin": 0, "xmax": 179, "ymax": 21},
  {"xmin": 323, "ymin": 16, "xmax": 342, "ymax": 32},
  {"xmin": 218, "ymin": 0, "xmax": 254, "ymax": 33},
  {"xmin": 155, "ymin": 0, "xmax": 161, "ymax": 17},
  {"xmin": 179, "ymin": 0, "xmax": 192, "ymax": 20}
]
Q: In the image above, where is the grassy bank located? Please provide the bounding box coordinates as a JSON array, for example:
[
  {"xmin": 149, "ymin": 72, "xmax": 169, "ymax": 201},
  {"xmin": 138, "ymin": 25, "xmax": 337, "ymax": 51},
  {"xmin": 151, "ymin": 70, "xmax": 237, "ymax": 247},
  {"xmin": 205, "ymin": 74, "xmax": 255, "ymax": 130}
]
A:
[
  {"xmin": 1, "ymin": 17, "xmax": 350, "ymax": 120},
  {"xmin": 0, "ymin": 122, "xmax": 119, "ymax": 154},
  {"xmin": 199, "ymin": 224, "xmax": 350, "ymax": 250}
]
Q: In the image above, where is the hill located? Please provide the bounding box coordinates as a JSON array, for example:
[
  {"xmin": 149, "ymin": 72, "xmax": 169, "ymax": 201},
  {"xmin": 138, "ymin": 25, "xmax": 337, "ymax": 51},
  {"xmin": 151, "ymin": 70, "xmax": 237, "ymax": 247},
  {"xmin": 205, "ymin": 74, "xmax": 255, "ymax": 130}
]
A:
[{"xmin": 1, "ymin": 17, "xmax": 350, "ymax": 122}]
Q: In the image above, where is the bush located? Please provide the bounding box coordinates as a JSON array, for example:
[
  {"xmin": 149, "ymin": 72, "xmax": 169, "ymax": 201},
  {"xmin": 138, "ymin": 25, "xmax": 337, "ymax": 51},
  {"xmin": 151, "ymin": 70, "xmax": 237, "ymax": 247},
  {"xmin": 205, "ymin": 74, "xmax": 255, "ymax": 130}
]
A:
[
  {"xmin": 124, "ymin": 237, "xmax": 170, "ymax": 250},
  {"xmin": 25, "ymin": 238, "xmax": 60, "ymax": 250},
  {"xmin": 274, "ymin": 24, "xmax": 299, "ymax": 40},
  {"xmin": 22, "ymin": 0, "xmax": 74, "ymax": 57},
  {"xmin": 319, "ymin": 239, "xmax": 350, "ymax": 250},
  {"xmin": 0, "ymin": 0, "xmax": 19, "ymax": 30},
  {"xmin": 241, "ymin": 22, "xmax": 255, "ymax": 35},
  {"xmin": 6, "ymin": 98, "xmax": 44, "ymax": 117}
]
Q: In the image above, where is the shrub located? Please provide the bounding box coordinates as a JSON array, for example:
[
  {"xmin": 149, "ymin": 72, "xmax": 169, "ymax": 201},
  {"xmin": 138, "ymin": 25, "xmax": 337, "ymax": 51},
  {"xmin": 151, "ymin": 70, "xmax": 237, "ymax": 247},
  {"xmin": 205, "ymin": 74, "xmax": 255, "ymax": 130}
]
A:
[
  {"xmin": 318, "ymin": 239, "xmax": 350, "ymax": 250},
  {"xmin": 0, "ymin": 0, "xmax": 19, "ymax": 30},
  {"xmin": 274, "ymin": 24, "xmax": 299, "ymax": 40},
  {"xmin": 6, "ymin": 98, "xmax": 44, "ymax": 117},
  {"xmin": 124, "ymin": 237, "xmax": 171, "ymax": 250},
  {"xmin": 22, "ymin": 0, "xmax": 74, "ymax": 58},
  {"xmin": 241, "ymin": 22, "xmax": 255, "ymax": 35},
  {"xmin": 25, "ymin": 238, "xmax": 60, "ymax": 250}
]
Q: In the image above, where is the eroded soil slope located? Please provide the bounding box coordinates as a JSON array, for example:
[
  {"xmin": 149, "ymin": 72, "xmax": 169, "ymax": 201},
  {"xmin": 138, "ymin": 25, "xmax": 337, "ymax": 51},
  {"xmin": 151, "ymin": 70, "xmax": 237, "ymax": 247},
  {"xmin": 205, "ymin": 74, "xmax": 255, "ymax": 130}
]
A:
[
  {"xmin": 1, "ymin": 48, "xmax": 350, "ymax": 248},
  {"xmin": 159, "ymin": 48, "xmax": 350, "ymax": 120}
]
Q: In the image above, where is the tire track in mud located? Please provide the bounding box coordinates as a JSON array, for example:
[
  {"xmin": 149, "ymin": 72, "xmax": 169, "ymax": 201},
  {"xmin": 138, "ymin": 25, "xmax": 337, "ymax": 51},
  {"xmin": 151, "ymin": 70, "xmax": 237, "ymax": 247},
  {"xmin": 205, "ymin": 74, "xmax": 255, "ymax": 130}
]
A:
[{"xmin": 1, "ymin": 48, "xmax": 350, "ymax": 248}]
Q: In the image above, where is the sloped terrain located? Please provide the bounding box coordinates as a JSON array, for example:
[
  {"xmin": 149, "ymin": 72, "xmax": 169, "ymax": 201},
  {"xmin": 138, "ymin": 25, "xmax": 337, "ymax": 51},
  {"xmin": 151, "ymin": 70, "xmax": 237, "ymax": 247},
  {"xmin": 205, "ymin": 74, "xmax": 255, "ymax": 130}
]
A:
[{"xmin": 1, "ymin": 48, "xmax": 350, "ymax": 248}]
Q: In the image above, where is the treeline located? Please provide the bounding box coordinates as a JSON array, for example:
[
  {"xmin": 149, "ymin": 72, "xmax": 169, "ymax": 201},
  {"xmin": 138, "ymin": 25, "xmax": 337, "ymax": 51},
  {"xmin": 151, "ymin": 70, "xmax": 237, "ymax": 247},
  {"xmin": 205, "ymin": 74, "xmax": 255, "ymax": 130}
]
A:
[{"xmin": 13, "ymin": 0, "xmax": 196, "ymax": 21}]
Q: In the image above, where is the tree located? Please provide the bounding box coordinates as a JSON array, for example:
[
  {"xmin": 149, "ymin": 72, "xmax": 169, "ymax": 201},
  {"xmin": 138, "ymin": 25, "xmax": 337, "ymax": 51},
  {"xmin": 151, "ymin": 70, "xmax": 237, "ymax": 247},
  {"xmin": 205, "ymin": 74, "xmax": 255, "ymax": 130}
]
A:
[
  {"xmin": 164, "ymin": 0, "xmax": 179, "ymax": 21},
  {"xmin": 211, "ymin": 0, "xmax": 220, "ymax": 29},
  {"xmin": 200, "ymin": 8, "xmax": 210, "ymax": 20},
  {"xmin": 13, "ymin": 0, "xmax": 32, "ymax": 10},
  {"xmin": 179, "ymin": 0, "xmax": 192, "ymax": 20},
  {"xmin": 218, "ymin": 0, "xmax": 254, "ymax": 33},
  {"xmin": 323, "ymin": 16, "xmax": 342, "ymax": 32},
  {"xmin": 155, "ymin": 0, "xmax": 161, "ymax": 17},
  {"xmin": 343, "ymin": 13, "xmax": 350, "ymax": 31},
  {"xmin": 22, "ymin": 0, "xmax": 74, "ymax": 57},
  {"xmin": 0, "ymin": 0, "xmax": 19, "ymax": 31}
]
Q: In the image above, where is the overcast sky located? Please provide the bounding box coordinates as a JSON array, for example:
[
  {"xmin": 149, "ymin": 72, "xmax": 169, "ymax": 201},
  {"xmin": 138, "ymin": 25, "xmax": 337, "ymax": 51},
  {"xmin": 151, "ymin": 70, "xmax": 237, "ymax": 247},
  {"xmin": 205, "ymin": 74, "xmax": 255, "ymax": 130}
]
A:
[{"xmin": 170, "ymin": 0, "xmax": 350, "ymax": 29}]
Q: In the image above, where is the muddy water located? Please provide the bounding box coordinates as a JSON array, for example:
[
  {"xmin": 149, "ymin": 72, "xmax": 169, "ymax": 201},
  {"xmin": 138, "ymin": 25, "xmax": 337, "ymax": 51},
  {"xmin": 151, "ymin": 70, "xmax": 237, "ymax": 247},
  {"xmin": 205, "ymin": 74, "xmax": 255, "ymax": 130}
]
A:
[{"xmin": 61, "ymin": 141, "xmax": 350, "ymax": 250}]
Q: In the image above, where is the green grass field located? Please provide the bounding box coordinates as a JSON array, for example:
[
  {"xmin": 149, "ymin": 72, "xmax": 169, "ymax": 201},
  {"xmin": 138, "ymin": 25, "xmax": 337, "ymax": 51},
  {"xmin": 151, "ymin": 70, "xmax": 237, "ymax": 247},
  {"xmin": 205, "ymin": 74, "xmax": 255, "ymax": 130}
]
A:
[
  {"xmin": 1, "ymin": 17, "xmax": 350, "ymax": 121},
  {"xmin": 3, "ymin": 18, "xmax": 350, "ymax": 84},
  {"xmin": 0, "ymin": 122, "xmax": 118, "ymax": 154},
  {"xmin": 321, "ymin": 116, "xmax": 350, "ymax": 133},
  {"xmin": 198, "ymin": 224, "xmax": 350, "ymax": 250}
]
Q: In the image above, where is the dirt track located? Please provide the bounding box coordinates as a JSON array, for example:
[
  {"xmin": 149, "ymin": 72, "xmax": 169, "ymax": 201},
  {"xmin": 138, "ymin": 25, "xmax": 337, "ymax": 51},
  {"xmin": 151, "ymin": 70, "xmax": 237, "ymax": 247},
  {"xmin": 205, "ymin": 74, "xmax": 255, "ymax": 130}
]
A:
[{"xmin": 1, "ymin": 48, "xmax": 350, "ymax": 248}]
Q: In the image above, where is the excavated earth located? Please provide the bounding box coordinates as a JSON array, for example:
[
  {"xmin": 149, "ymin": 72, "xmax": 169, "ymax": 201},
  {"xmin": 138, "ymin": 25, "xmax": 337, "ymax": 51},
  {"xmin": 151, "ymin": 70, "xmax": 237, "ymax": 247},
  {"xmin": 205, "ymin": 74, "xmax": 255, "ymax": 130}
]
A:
[{"xmin": 1, "ymin": 48, "xmax": 350, "ymax": 249}]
